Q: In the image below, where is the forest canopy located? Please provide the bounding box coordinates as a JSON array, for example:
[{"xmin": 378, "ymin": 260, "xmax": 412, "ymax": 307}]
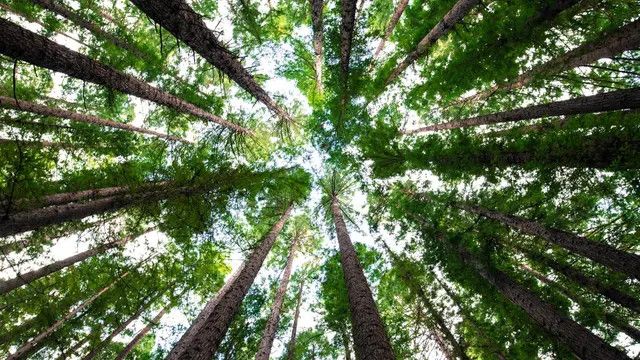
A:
[{"xmin": 0, "ymin": 0, "xmax": 639, "ymax": 359}]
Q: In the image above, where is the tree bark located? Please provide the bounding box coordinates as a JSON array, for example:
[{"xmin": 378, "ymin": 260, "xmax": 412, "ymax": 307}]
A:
[
  {"xmin": 372, "ymin": 0, "xmax": 409, "ymax": 60},
  {"xmin": 0, "ymin": 19, "xmax": 248, "ymax": 133},
  {"xmin": 457, "ymin": 202, "xmax": 640, "ymax": 281},
  {"xmin": 286, "ymin": 279, "xmax": 305, "ymax": 360},
  {"xmin": 403, "ymin": 87, "xmax": 640, "ymax": 134},
  {"xmin": 114, "ymin": 305, "xmax": 170, "ymax": 360},
  {"xmin": 311, "ymin": 0, "xmax": 324, "ymax": 94},
  {"xmin": 456, "ymin": 245, "xmax": 629, "ymax": 360},
  {"xmin": 255, "ymin": 231, "xmax": 300, "ymax": 360},
  {"xmin": 331, "ymin": 196, "xmax": 395, "ymax": 359},
  {"xmin": 166, "ymin": 204, "xmax": 293, "ymax": 360},
  {"xmin": 456, "ymin": 19, "xmax": 640, "ymax": 105},
  {"xmin": 129, "ymin": 0, "xmax": 293, "ymax": 125},
  {"xmin": 0, "ymin": 96, "xmax": 189, "ymax": 143},
  {"xmin": 384, "ymin": 0, "xmax": 480, "ymax": 86},
  {"xmin": 339, "ymin": 0, "xmax": 358, "ymax": 80},
  {"xmin": 7, "ymin": 271, "xmax": 130, "ymax": 360}
]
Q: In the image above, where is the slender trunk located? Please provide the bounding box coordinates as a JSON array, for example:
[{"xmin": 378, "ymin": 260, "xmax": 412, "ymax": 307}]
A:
[
  {"xmin": 0, "ymin": 19, "xmax": 247, "ymax": 133},
  {"xmin": 129, "ymin": 0, "xmax": 293, "ymax": 125},
  {"xmin": 456, "ymin": 245, "xmax": 628, "ymax": 360},
  {"xmin": 55, "ymin": 337, "xmax": 90, "ymax": 360},
  {"xmin": 166, "ymin": 204, "xmax": 293, "ymax": 360},
  {"xmin": 114, "ymin": 305, "xmax": 169, "ymax": 360},
  {"xmin": 384, "ymin": 0, "xmax": 480, "ymax": 86},
  {"xmin": 0, "ymin": 96, "xmax": 189, "ymax": 143},
  {"xmin": 339, "ymin": 0, "xmax": 358, "ymax": 80},
  {"xmin": 286, "ymin": 280, "xmax": 305, "ymax": 360},
  {"xmin": 31, "ymin": 0, "xmax": 148, "ymax": 59},
  {"xmin": 311, "ymin": 0, "xmax": 324, "ymax": 94},
  {"xmin": 520, "ymin": 264, "xmax": 640, "ymax": 342},
  {"xmin": 432, "ymin": 330, "xmax": 454, "ymax": 360},
  {"xmin": 331, "ymin": 196, "xmax": 395, "ymax": 359},
  {"xmin": 458, "ymin": 202, "xmax": 640, "ymax": 281},
  {"xmin": 255, "ymin": 232, "xmax": 300, "ymax": 360},
  {"xmin": 515, "ymin": 246, "xmax": 640, "ymax": 313},
  {"xmin": 7, "ymin": 271, "xmax": 130, "ymax": 360},
  {"xmin": 403, "ymin": 87, "xmax": 640, "ymax": 134},
  {"xmin": 456, "ymin": 19, "xmax": 640, "ymax": 105},
  {"xmin": 341, "ymin": 329, "xmax": 352, "ymax": 360},
  {"xmin": 372, "ymin": 0, "xmax": 409, "ymax": 60}
]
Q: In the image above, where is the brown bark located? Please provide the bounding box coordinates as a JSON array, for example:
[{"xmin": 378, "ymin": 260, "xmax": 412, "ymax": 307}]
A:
[
  {"xmin": 339, "ymin": 0, "xmax": 358, "ymax": 79},
  {"xmin": 286, "ymin": 280, "xmax": 305, "ymax": 360},
  {"xmin": 129, "ymin": 0, "xmax": 293, "ymax": 125},
  {"xmin": 7, "ymin": 271, "xmax": 130, "ymax": 360},
  {"xmin": 456, "ymin": 19, "xmax": 640, "ymax": 105},
  {"xmin": 114, "ymin": 305, "xmax": 170, "ymax": 360},
  {"xmin": 331, "ymin": 196, "xmax": 395, "ymax": 359},
  {"xmin": 0, "ymin": 96, "xmax": 189, "ymax": 143},
  {"xmin": 456, "ymin": 245, "xmax": 629, "ymax": 360},
  {"xmin": 372, "ymin": 0, "xmax": 409, "ymax": 60},
  {"xmin": 255, "ymin": 232, "xmax": 300, "ymax": 360},
  {"xmin": 0, "ymin": 19, "xmax": 248, "ymax": 133},
  {"xmin": 311, "ymin": 0, "xmax": 324, "ymax": 94},
  {"xmin": 403, "ymin": 87, "xmax": 640, "ymax": 134},
  {"xmin": 458, "ymin": 202, "xmax": 640, "ymax": 280},
  {"xmin": 166, "ymin": 204, "xmax": 293, "ymax": 360},
  {"xmin": 384, "ymin": 0, "xmax": 480, "ymax": 86}
]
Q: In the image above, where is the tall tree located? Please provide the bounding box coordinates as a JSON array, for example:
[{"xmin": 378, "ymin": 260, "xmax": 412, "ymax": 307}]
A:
[
  {"xmin": 339, "ymin": 0, "xmax": 358, "ymax": 81},
  {"xmin": 311, "ymin": 0, "xmax": 324, "ymax": 94},
  {"xmin": 114, "ymin": 305, "xmax": 170, "ymax": 360},
  {"xmin": 371, "ymin": 0, "xmax": 409, "ymax": 60},
  {"xmin": 286, "ymin": 279, "xmax": 305, "ymax": 360}
]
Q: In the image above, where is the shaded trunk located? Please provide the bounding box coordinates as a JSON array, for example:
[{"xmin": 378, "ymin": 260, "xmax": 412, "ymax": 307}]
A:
[
  {"xmin": 255, "ymin": 232, "xmax": 300, "ymax": 360},
  {"xmin": 403, "ymin": 87, "xmax": 640, "ymax": 134},
  {"xmin": 7, "ymin": 271, "xmax": 129, "ymax": 360},
  {"xmin": 372, "ymin": 0, "xmax": 409, "ymax": 60},
  {"xmin": 456, "ymin": 19, "xmax": 640, "ymax": 105},
  {"xmin": 311, "ymin": 0, "xmax": 324, "ymax": 94},
  {"xmin": 55, "ymin": 337, "xmax": 90, "ymax": 360},
  {"xmin": 331, "ymin": 196, "xmax": 395, "ymax": 359},
  {"xmin": 456, "ymin": 245, "xmax": 628, "ymax": 360},
  {"xmin": 384, "ymin": 0, "xmax": 480, "ymax": 86},
  {"xmin": 458, "ymin": 202, "xmax": 640, "ymax": 281},
  {"xmin": 0, "ymin": 19, "xmax": 247, "ymax": 133},
  {"xmin": 129, "ymin": 0, "xmax": 292, "ymax": 124},
  {"xmin": 432, "ymin": 330, "xmax": 454, "ymax": 360},
  {"xmin": 286, "ymin": 280, "xmax": 305, "ymax": 360},
  {"xmin": 0, "ymin": 96, "xmax": 189, "ymax": 143},
  {"xmin": 115, "ymin": 305, "xmax": 170, "ymax": 360},
  {"xmin": 166, "ymin": 204, "xmax": 293, "ymax": 360},
  {"xmin": 339, "ymin": 0, "xmax": 358, "ymax": 79},
  {"xmin": 515, "ymin": 246, "xmax": 640, "ymax": 312}
]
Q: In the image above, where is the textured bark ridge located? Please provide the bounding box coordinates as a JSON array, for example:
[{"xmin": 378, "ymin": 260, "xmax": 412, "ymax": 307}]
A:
[
  {"xmin": 115, "ymin": 305, "xmax": 170, "ymax": 360},
  {"xmin": 7, "ymin": 271, "xmax": 130, "ymax": 360},
  {"xmin": 384, "ymin": 0, "xmax": 480, "ymax": 86},
  {"xmin": 255, "ymin": 232, "xmax": 300, "ymax": 360},
  {"xmin": 460, "ymin": 203, "xmax": 640, "ymax": 280},
  {"xmin": 286, "ymin": 280, "xmax": 305, "ymax": 360},
  {"xmin": 167, "ymin": 205, "xmax": 293, "ymax": 360},
  {"xmin": 0, "ymin": 19, "xmax": 247, "ymax": 133},
  {"xmin": 457, "ymin": 247, "xmax": 629, "ymax": 360},
  {"xmin": 331, "ymin": 196, "xmax": 395, "ymax": 360},
  {"xmin": 0, "ymin": 96, "xmax": 189, "ymax": 143},
  {"xmin": 339, "ymin": 0, "xmax": 358, "ymax": 79},
  {"xmin": 311, "ymin": 0, "xmax": 325, "ymax": 94},
  {"xmin": 456, "ymin": 19, "xmax": 640, "ymax": 105},
  {"xmin": 404, "ymin": 87, "xmax": 640, "ymax": 134},
  {"xmin": 129, "ymin": 0, "xmax": 293, "ymax": 125},
  {"xmin": 372, "ymin": 0, "xmax": 409, "ymax": 60}
]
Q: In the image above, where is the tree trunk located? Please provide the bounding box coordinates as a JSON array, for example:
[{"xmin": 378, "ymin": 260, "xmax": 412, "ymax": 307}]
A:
[
  {"xmin": 255, "ymin": 231, "xmax": 300, "ymax": 360},
  {"xmin": 7, "ymin": 271, "xmax": 129, "ymax": 360},
  {"xmin": 372, "ymin": 0, "xmax": 409, "ymax": 60},
  {"xmin": 0, "ymin": 19, "xmax": 248, "ymax": 134},
  {"xmin": 55, "ymin": 336, "xmax": 90, "ymax": 360},
  {"xmin": 129, "ymin": 0, "xmax": 293, "ymax": 125},
  {"xmin": 384, "ymin": 0, "xmax": 480, "ymax": 86},
  {"xmin": 515, "ymin": 246, "xmax": 640, "ymax": 313},
  {"xmin": 458, "ymin": 202, "xmax": 640, "ymax": 281},
  {"xmin": 456, "ymin": 245, "xmax": 629, "ymax": 360},
  {"xmin": 166, "ymin": 204, "xmax": 293, "ymax": 360},
  {"xmin": 0, "ymin": 96, "xmax": 189, "ymax": 143},
  {"xmin": 339, "ymin": 0, "xmax": 358, "ymax": 80},
  {"xmin": 456, "ymin": 19, "xmax": 640, "ymax": 105},
  {"xmin": 114, "ymin": 305, "xmax": 170, "ymax": 360},
  {"xmin": 403, "ymin": 87, "xmax": 640, "ymax": 134},
  {"xmin": 311, "ymin": 0, "xmax": 324, "ymax": 94},
  {"xmin": 331, "ymin": 196, "xmax": 395, "ymax": 359},
  {"xmin": 286, "ymin": 280, "xmax": 305, "ymax": 360}
]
